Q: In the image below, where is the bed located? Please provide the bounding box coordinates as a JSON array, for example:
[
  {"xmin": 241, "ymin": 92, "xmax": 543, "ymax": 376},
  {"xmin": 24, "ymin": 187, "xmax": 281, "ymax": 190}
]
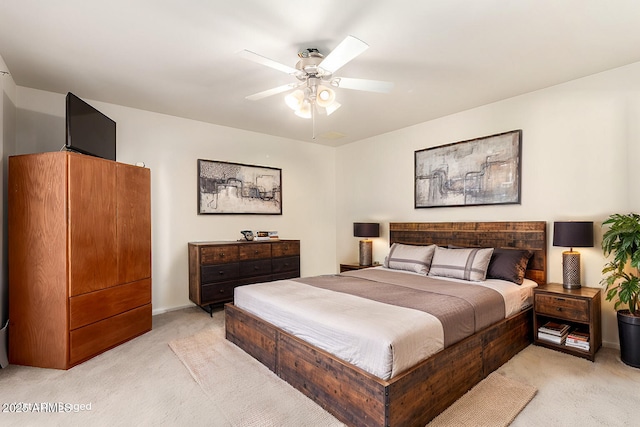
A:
[{"xmin": 225, "ymin": 221, "xmax": 547, "ymax": 426}]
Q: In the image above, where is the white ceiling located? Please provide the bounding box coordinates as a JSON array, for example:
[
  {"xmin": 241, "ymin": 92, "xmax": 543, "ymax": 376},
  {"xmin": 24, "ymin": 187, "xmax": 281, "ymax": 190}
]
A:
[{"xmin": 2, "ymin": 1, "xmax": 640, "ymax": 147}]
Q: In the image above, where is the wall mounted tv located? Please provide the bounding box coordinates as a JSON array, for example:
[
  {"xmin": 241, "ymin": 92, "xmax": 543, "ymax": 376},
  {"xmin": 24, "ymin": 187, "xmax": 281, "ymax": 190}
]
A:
[{"xmin": 65, "ymin": 92, "xmax": 116, "ymax": 161}]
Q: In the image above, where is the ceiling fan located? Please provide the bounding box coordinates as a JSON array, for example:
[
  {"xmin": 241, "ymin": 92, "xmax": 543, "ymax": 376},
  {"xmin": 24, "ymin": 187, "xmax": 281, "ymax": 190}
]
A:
[{"xmin": 239, "ymin": 36, "xmax": 393, "ymax": 125}]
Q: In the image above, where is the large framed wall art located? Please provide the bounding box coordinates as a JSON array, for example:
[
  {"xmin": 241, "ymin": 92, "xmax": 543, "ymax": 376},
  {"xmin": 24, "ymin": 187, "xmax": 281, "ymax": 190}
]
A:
[
  {"xmin": 415, "ymin": 130, "xmax": 522, "ymax": 208},
  {"xmin": 198, "ymin": 159, "xmax": 282, "ymax": 214}
]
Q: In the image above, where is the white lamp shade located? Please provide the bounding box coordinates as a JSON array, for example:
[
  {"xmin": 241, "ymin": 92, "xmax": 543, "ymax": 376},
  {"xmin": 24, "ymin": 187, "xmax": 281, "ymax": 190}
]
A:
[
  {"xmin": 316, "ymin": 85, "xmax": 336, "ymax": 108},
  {"xmin": 285, "ymin": 89, "xmax": 305, "ymax": 111},
  {"xmin": 325, "ymin": 101, "xmax": 341, "ymax": 115},
  {"xmin": 294, "ymin": 99, "xmax": 312, "ymax": 118}
]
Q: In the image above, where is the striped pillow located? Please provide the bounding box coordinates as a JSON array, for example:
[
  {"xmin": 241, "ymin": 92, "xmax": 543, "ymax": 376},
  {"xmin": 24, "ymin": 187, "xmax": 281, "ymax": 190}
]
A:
[
  {"xmin": 428, "ymin": 247, "xmax": 494, "ymax": 281},
  {"xmin": 384, "ymin": 243, "xmax": 436, "ymax": 275}
]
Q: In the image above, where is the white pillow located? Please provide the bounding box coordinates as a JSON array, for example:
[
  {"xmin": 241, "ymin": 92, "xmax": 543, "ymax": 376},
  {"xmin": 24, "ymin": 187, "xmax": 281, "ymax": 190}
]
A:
[
  {"xmin": 383, "ymin": 243, "xmax": 436, "ymax": 275},
  {"xmin": 428, "ymin": 247, "xmax": 494, "ymax": 281}
]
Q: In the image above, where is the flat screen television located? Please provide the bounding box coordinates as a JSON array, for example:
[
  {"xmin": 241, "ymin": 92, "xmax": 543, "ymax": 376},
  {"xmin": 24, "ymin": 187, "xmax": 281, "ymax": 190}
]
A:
[{"xmin": 65, "ymin": 92, "xmax": 116, "ymax": 161}]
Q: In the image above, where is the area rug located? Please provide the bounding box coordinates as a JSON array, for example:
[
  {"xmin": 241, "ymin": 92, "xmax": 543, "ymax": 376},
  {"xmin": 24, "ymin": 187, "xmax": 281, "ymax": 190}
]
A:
[
  {"xmin": 170, "ymin": 326, "xmax": 536, "ymax": 427},
  {"xmin": 169, "ymin": 326, "xmax": 344, "ymax": 426},
  {"xmin": 427, "ymin": 371, "xmax": 537, "ymax": 427}
]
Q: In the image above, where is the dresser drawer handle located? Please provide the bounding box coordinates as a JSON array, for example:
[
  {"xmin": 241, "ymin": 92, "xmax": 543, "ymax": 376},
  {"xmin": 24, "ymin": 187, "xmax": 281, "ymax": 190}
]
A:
[
  {"xmin": 218, "ymin": 271, "xmax": 225, "ymax": 275},
  {"xmin": 556, "ymin": 307, "xmax": 563, "ymax": 312},
  {"xmin": 219, "ymin": 289, "xmax": 224, "ymax": 293}
]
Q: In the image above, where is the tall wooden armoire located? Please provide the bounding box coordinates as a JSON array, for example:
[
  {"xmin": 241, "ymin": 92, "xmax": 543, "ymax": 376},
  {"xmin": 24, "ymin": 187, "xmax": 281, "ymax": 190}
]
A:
[{"xmin": 8, "ymin": 151, "xmax": 152, "ymax": 369}]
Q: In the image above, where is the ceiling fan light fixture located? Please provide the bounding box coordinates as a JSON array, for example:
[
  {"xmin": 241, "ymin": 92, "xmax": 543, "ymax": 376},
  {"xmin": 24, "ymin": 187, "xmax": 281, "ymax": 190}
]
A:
[
  {"xmin": 295, "ymin": 99, "xmax": 312, "ymax": 119},
  {"xmin": 316, "ymin": 85, "xmax": 336, "ymax": 108},
  {"xmin": 325, "ymin": 101, "xmax": 341, "ymax": 116},
  {"xmin": 285, "ymin": 89, "xmax": 305, "ymax": 110}
]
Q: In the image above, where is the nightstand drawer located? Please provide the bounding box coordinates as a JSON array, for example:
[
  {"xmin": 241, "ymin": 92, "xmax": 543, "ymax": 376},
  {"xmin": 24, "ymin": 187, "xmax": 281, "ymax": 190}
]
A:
[{"xmin": 535, "ymin": 294, "xmax": 589, "ymax": 322}]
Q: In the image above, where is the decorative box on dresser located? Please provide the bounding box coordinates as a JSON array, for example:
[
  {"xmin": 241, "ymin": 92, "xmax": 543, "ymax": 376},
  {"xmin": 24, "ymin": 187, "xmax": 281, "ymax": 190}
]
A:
[
  {"xmin": 189, "ymin": 240, "xmax": 300, "ymax": 313},
  {"xmin": 8, "ymin": 152, "xmax": 152, "ymax": 370},
  {"xmin": 533, "ymin": 283, "xmax": 602, "ymax": 361}
]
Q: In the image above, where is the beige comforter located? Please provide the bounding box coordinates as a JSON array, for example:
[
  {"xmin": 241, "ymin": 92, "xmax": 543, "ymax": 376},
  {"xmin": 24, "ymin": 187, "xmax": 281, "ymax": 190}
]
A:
[{"xmin": 296, "ymin": 268, "xmax": 505, "ymax": 347}]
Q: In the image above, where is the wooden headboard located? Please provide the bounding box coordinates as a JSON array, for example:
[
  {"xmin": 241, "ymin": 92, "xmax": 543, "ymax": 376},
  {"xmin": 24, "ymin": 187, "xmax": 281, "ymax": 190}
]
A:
[{"xmin": 389, "ymin": 221, "xmax": 547, "ymax": 286}]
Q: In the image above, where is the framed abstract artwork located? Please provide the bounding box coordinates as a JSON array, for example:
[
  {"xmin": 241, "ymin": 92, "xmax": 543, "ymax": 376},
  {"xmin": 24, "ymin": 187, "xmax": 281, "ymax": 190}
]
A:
[
  {"xmin": 198, "ymin": 159, "xmax": 282, "ymax": 214},
  {"xmin": 415, "ymin": 130, "xmax": 522, "ymax": 208}
]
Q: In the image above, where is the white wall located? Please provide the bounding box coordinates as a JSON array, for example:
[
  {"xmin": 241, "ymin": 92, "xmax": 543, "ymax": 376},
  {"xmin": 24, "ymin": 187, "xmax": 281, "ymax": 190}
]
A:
[
  {"xmin": 13, "ymin": 87, "xmax": 337, "ymax": 314},
  {"xmin": 336, "ymin": 61, "xmax": 640, "ymax": 348},
  {"xmin": 9, "ymin": 60, "xmax": 640, "ymax": 348},
  {"xmin": 1, "ymin": 54, "xmax": 17, "ymax": 367}
]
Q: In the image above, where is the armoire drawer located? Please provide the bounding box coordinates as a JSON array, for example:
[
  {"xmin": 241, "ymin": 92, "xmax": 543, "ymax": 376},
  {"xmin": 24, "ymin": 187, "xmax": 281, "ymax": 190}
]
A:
[
  {"xmin": 70, "ymin": 304, "xmax": 151, "ymax": 366},
  {"xmin": 69, "ymin": 279, "xmax": 151, "ymax": 330}
]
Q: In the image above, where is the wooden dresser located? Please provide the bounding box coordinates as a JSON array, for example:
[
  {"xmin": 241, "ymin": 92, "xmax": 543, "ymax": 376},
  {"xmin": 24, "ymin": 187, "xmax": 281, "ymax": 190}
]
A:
[
  {"xmin": 188, "ymin": 240, "xmax": 300, "ymax": 313},
  {"xmin": 8, "ymin": 152, "xmax": 152, "ymax": 369}
]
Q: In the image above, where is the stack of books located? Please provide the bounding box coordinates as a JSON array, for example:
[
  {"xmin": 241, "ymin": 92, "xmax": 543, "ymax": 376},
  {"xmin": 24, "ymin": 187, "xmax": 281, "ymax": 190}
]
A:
[
  {"xmin": 255, "ymin": 231, "xmax": 279, "ymax": 241},
  {"xmin": 537, "ymin": 321, "xmax": 570, "ymax": 345},
  {"xmin": 565, "ymin": 330, "xmax": 590, "ymax": 351}
]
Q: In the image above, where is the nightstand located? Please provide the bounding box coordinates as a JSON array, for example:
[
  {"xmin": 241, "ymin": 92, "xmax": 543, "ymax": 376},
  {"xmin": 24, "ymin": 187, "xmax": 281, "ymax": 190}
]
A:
[
  {"xmin": 339, "ymin": 262, "xmax": 381, "ymax": 273},
  {"xmin": 533, "ymin": 283, "xmax": 602, "ymax": 361}
]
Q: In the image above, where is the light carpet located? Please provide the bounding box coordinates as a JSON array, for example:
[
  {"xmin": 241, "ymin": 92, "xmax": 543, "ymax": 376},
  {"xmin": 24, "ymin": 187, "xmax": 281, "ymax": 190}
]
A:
[
  {"xmin": 170, "ymin": 324, "xmax": 537, "ymax": 427},
  {"xmin": 168, "ymin": 326, "xmax": 344, "ymax": 427},
  {"xmin": 427, "ymin": 371, "xmax": 537, "ymax": 427}
]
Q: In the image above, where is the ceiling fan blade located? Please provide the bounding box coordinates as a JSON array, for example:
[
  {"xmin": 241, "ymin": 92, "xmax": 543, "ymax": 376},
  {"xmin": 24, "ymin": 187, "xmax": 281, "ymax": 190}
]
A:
[
  {"xmin": 333, "ymin": 77, "xmax": 394, "ymax": 93},
  {"xmin": 319, "ymin": 35, "xmax": 369, "ymax": 74},
  {"xmin": 238, "ymin": 49, "xmax": 298, "ymax": 74},
  {"xmin": 246, "ymin": 83, "xmax": 299, "ymax": 101}
]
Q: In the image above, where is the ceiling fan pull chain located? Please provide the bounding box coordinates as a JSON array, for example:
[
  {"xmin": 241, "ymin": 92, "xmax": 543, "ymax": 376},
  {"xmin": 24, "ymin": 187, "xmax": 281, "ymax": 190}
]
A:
[{"xmin": 312, "ymin": 105, "xmax": 316, "ymax": 140}]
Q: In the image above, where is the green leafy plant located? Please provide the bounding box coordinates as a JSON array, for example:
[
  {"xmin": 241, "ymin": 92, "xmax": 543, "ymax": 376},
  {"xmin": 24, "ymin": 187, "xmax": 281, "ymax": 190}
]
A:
[{"xmin": 601, "ymin": 213, "xmax": 640, "ymax": 316}]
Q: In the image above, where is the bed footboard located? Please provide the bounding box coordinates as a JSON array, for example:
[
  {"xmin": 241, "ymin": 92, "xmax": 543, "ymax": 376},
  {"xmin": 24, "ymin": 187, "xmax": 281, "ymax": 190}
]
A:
[{"xmin": 225, "ymin": 303, "xmax": 533, "ymax": 427}]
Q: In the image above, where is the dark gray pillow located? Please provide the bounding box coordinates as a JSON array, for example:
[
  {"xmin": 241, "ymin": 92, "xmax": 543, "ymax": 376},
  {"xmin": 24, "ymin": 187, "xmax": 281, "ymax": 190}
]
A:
[{"xmin": 486, "ymin": 248, "xmax": 533, "ymax": 285}]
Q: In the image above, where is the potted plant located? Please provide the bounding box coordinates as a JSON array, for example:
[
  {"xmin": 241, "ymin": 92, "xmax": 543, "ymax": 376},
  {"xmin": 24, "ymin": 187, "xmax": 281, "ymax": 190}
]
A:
[{"xmin": 601, "ymin": 213, "xmax": 640, "ymax": 368}]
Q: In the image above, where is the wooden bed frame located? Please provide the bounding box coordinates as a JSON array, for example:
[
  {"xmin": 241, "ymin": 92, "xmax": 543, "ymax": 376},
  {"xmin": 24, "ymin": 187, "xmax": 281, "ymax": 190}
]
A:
[{"xmin": 225, "ymin": 221, "xmax": 547, "ymax": 426}]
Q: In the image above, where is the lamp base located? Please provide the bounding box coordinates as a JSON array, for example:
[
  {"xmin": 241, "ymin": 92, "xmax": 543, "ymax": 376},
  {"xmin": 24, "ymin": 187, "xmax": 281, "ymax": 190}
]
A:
[
  {"xmin": 562, "ymin": 251, "xmax": 581, "ymax": 289},
  {"xmin": 359, "ymin": 240, "xmax": 373, "ymax": 266}
]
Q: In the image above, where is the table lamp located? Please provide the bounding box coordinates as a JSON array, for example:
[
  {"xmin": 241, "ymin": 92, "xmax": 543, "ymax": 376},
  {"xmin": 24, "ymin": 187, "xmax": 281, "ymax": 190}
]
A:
[
  {"xmin": 354, "ymin": 222, "xmax": 380, "ymax": 266},
  {"xmin": 553, "ymin": 221, "xmax": 594, "ymax": 289}
]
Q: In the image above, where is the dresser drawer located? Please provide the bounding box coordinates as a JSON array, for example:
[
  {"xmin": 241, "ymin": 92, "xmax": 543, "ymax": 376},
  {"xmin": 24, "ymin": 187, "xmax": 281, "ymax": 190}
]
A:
[
  {"xmin": 200, "ymin": 245, "xmax": 239, "ymax": 265},
  {"xmin": 239, "ymin": 244, "xmax": 271, "ymax": 260},
  {"xmin": 535, "ymin": 294, "xmax": 589, "ymax": 322},
  {"xmin": 201, "ymin": 263, "xmax": 240, "ymax": 283},
  {"xmin": 201, "ymin": 282, "xmax": 235, "ymax": 304},
  {"xmin": 272, "ymin": 241, "xmax": 300, "ymax": 257},
  {"xmin": 240, "ymin": 259, "xmax": 273, "ymax": 277},
  {"xmin": 272, "ymin": 256, "xmax": 300, "ymax": 274},
  {"xmin": 69, "ymin": 279, "xmax": 151, "ymax": 330}
]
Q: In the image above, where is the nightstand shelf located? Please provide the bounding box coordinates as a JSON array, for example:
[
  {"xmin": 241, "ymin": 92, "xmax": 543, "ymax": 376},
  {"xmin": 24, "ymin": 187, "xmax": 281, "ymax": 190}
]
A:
[{"xmin": 533, "ymin": 283, "xmax": 602, "ymax": 361}]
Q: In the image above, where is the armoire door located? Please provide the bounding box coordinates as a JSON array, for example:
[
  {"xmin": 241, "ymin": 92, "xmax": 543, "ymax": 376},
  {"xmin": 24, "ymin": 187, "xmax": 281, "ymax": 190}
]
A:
[
  {"xmin": 116, "ymin": 163, "xmax": 151, "ymax": 284},
  {"xmin": 68, "ymin": 154, "xmax": 118, "ymax": 296}
]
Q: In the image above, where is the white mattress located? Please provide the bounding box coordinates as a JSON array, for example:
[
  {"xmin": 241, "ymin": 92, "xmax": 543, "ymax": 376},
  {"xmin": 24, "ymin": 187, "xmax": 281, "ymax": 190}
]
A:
[{"xmin": 233, "ymin": 269, "xmax": 536, "ymax": 380}]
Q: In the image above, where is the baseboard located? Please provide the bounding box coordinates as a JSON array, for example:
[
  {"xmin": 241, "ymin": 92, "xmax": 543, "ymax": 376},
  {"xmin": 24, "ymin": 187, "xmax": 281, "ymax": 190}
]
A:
[
  {"xmin": 0, "ymin": 320, "xmax": 8, "ymax": 368},
  {"xmin": 152, "ymin": 303, "xmax": 198, "ymax": 316}
]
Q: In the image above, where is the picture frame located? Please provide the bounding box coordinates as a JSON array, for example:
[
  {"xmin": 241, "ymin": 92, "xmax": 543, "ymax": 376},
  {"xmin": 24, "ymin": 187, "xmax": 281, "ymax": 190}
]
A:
[
  {"xmin": 415, "ymin": 130, "xmax": 522, "ymax": 208},
  {"xmin": 198, "ymin": 159, "xmax": 282, "ymax": 215}
]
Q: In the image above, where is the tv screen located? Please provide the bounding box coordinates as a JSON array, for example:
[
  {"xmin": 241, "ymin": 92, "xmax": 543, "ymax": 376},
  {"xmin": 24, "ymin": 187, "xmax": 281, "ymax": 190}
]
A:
[{"xmin": 65, "ymin": 92, "xmax": 116, "ymax": 161}]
